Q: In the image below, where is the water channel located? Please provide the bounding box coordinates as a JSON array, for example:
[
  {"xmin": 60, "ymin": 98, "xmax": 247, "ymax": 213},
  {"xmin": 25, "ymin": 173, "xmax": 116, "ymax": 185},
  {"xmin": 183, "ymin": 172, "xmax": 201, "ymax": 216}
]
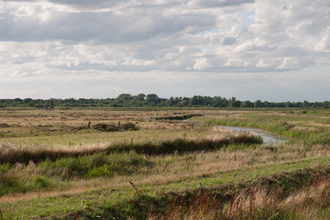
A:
[{"xmin": 217, "ymin": 125, "xmax": 288, "ymax": 145}]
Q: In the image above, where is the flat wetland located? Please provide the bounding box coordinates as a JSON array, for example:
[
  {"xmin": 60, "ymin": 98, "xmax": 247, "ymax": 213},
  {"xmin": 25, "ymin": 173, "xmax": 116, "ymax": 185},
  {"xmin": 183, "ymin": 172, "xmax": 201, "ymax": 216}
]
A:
[{"xmin": 1, "ymin": 108, "xmax": 330, "ymax": 219}]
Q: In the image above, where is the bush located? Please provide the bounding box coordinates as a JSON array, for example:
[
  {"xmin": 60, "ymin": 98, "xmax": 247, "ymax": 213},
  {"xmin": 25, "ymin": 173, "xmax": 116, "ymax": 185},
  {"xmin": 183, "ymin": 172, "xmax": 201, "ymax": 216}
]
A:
[
  {"xmin": 0, "ymin": 123, "xmax": 10, "ymax": 128},
  {"xmin": 92, "ymin": 123, "xmax": 121, "ymax": 132},
  {"xmin": 33, "ymin": 175, "xmax": 48, "ymax": 188},
  {"xmin": 121, "ymin": 122, "xmax": 136, "ymax": 131},
  {"xmin": 301, "ymin": 110, "xmax": 307, "ymax": 114},
  {"xmin": 92, "ymin": 122, "xmax": 137, "ymax": 132}
]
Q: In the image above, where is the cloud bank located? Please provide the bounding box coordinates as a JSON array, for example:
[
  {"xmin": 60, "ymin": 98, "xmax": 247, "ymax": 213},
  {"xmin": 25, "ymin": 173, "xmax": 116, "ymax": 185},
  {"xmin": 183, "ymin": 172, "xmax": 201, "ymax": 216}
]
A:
[{"xmin": 0, "ymin": 0, "xmax": 329, "ymax": 101}]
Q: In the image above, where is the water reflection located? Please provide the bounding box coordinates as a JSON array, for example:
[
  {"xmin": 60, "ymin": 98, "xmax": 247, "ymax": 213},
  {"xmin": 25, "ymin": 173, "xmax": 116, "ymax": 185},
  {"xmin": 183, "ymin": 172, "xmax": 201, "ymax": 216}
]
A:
[{"xmin": 217, "ymin": 126, "xmax": 288, "ymax": 145}]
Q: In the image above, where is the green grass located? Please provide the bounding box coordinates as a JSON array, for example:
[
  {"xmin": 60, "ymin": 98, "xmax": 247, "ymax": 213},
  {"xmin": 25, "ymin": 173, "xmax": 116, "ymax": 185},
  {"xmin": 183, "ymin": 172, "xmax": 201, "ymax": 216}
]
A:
[
  {"xmin": 0, "ymin": 131, "xmax": 262, "ymax": 164},
  {"xmin": 2, "ymin": 155, "xmax": 330, "ymax": 219},
  {"xmin": 1, "ymin": 109, "xmax": 330, "ymax": 219},
  {"xmin": 200, "ymin": 111, "xmax": 330, "ymax": 145}
]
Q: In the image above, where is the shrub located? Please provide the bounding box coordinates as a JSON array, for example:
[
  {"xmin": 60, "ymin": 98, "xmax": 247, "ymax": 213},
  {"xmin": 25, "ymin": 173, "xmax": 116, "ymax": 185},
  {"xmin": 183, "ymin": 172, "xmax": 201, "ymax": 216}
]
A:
[
  {"xmin": 92, "ymin": 123, "xmax": 121, "ymax": 132},
  {"xmin": 0, "ymin": 123, "xmax": 10, "ymax": 128},
  {"xmin": 33, "ymin": 175, "xmax": 48, "ymax": 188},
  {"xmin": 301, "ymin": 110, "xmax": 308, "ymax": 114},
  {"xmin": 121, "ymin": 122, "xmax": 136, "ymax": 131}
]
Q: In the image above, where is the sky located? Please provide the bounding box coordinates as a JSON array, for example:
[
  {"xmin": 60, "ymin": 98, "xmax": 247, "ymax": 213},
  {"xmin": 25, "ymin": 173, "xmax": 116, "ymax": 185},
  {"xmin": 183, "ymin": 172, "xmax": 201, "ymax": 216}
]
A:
[{"xmin": 0, "ymin": 0, "xmax": 330, "ymax": 102}]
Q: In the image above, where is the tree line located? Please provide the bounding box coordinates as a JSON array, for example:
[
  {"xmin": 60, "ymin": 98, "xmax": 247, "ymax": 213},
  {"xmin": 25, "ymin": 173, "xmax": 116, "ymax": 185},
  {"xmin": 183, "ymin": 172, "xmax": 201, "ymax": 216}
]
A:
[{"xmin": 0, "ymin": 94, "xmax": 329, "ymax": 108}]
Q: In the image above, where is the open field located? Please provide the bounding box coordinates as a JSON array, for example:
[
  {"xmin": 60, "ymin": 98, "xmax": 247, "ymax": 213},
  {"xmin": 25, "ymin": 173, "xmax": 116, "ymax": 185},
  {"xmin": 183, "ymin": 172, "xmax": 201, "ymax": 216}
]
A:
[{"xmin": 1, "ymin": 108, "xmax": 330, "ymax": 219}]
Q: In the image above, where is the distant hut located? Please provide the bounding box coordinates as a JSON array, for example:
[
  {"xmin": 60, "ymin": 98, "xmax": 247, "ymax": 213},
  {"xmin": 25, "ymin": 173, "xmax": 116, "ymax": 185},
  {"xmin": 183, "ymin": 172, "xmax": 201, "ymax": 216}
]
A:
[{"xmin": 49, "ymin": 98, "xmax": 54, "ymax": 110}]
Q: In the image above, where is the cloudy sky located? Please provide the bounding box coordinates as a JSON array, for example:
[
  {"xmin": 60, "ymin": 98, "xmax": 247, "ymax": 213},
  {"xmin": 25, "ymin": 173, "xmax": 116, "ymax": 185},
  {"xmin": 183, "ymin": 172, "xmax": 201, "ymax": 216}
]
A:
[{"xmin": 0, "ymin": 0, "xmax": 330, "ymax": 101}]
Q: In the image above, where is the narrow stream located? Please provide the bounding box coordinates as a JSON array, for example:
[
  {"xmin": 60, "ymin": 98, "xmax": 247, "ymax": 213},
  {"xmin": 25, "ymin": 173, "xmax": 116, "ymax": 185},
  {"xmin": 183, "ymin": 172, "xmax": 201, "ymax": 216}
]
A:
[{"xmin": 217, "ymin": 125, "xmax": 288, "ymax": 145}]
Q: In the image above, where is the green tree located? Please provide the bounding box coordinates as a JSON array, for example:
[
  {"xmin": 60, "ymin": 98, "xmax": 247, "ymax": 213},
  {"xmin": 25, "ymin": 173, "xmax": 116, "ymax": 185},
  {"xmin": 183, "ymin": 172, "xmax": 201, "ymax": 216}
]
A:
[
  {"xmin": 135, "ymin": 93, "xmax": 146, "ymax": 101},
  {"xmin": 254, "ymin": 100, "xmax": 262, "ymax": 108},
  {"xmin": 146, "ymin": 94, "xmax": 159, "ymax": 104},
  {"xmin": 241, "ymin": 100, "xmax": 252, "ymax": 108},
  {"xmin": 117, "ymin": 93, "xmax": 132, "ymax": 101},
  {"xmin": 285, "ymin": 101, "xmax": 291, "ymax": 108},
  {"xmin": 302, "ymin": 100, "xmax": 310, "ymax": 108}
]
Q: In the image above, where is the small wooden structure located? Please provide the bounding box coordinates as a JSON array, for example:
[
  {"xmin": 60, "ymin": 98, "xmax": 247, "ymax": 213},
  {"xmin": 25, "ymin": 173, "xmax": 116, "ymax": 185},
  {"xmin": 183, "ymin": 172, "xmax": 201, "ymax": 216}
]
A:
[
  {"xmin": 49, "ymin": 98, "xmax": 54, "ymax": 110},
  {"xmin": 44, "ymin": 98, "xmax": 54, "ymax": 110}
]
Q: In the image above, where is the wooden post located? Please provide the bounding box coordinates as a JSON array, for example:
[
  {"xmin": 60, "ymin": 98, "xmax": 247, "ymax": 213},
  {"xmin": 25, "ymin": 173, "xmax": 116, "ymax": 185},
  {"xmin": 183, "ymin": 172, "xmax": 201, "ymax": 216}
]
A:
[
  {"xmin": 87, "ymin": 121, "xmax": 91, "ymax": 129},
  {"xmin": 49, "ymin": 98, "xmax": 54, "ymax": 110},
  {"xmin": 118, "ymin": 121, "xmax": 120, "ymax": 127}
]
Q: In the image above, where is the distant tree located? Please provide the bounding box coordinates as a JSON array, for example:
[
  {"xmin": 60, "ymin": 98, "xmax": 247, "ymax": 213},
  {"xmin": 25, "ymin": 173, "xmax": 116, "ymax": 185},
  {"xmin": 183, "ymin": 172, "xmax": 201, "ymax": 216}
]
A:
[
  {"xmin": 135, "ymin": 93, "xmax": 146, "ymax": 101},
  {"xmin": 23, "ymin": 98, "xmax": 33, "ymax": 103},
  {"xmin": 189, "ymin": 96, "xmax": 198, "ymax": 105},
  {"xmin": 165, "ymin": 97, "xmax": 175, "ymax": 106},
  {"xmin": 276, "ymin": 102, "xmax": 286, "ymax": 108},
  {"xmin": 302, "ymin": 100, "xmax": 310, "ymax": 108},
  {"xmin": 180, "ymin": 100, "xmax": 189, "ymax": 106},
  {"xmin": 14, "ymin": 98, "xmax": 22, "ymax": 102},
  {"xmin": 231, "ymin": 101, "xmax": 241, "ymax": 108},
  {"xmin": 254, "ymin": 100, "xmax": 262, "ymax": 108},
  {"xmin": 117, "ymin": 93, "xmax": 132, "ymax": 101},
  {"xmin": 212, "ymin": 96, "xmax": 223, "ymax": 107},
  {"xmin": 228, "ymin": 97, "xmax": 236, "ymax": 107},
  {"xmin": 263, "ymin": 101, "xmax": 269, "ymax": 108},
  {"xmin": 146, "ymin": 94, "xmax": 159, "ymax": 103},
  {"xmin": 241, "ymin": 100, "xmax": 252, "ymax": 108}
]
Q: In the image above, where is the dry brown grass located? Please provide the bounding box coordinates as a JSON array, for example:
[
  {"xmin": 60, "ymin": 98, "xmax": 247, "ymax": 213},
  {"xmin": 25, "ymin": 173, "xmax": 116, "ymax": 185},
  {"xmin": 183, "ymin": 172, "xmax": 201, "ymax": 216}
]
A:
[
  {"xmin": 0, "ymin": 109, "xmax": 210, "ymax": 146},
  {"xmin": 150, "ymin": 173, "xmax": 330, "ymax": 220},
  {"xmin": 0, "ymin": 126, "xmax": 261, "ymax": 164}
]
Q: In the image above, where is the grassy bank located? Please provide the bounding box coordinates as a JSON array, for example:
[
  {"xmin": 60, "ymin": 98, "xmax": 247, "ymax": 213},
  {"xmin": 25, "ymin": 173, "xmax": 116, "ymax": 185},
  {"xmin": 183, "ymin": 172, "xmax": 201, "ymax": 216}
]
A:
[
  {"xmin": 200, "ymin": 110, "xmax": 330, "ymax": 145},
  {"xmin": 1, "ymin": 109, "xmax": 330, "ymax": 219},
  {"xmin": 0, "ymin": 128, "xmax": 262, "ymax": 164},
  {"xmin": 2, "ymin": 156, "xmax": 330, "ymax": 219}
]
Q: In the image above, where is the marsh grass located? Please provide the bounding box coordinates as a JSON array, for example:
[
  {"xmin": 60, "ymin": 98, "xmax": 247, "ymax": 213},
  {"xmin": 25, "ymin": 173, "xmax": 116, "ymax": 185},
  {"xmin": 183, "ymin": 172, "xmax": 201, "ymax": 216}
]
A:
[
  {"xmin": 1, "ymin": 140, "xmax": 330, "ymax": 197},
  {"xmin": 151, "ymin": 172, "xmax": 330, "ymax": 220},
  {"xmin": 202, "ymin": 111, "xmax": 330, "ymax": 145},
  {"xmin": 2, "ymin": 109, "xmax": 330, "ymax": 218},
  {"xmin": 0, "ymin": 128, "xmax": 262, "ymax": 164},
  {"xmin": 2, "ymin": 155, "xmax": 330, "ymax": 219}
]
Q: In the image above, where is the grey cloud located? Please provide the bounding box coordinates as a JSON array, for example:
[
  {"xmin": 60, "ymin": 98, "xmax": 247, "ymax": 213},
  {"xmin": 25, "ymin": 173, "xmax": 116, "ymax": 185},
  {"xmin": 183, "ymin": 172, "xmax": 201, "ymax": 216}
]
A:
[
  {"xmin": 252, "ymin": 0, "xmax": 330, "ymax": 37},
  {"xmin": 193, "ymin": 0, "xmax": 254, "ymax": 7},
  {"xmin": 0, "ymin": 7, "xmax": 217, "ymax": 44},
  {"xmin": 1, "ymin": 0, "xmax": 330, "ymax": 101},
  {"xmin": 2, "ymin": 68, "xmax": 330, "ymax": 102},
  {"xmin": 222, "ymin": 37, "xmax": 236, "ymax": 45},
  {"xmin": 1, "ymin": 0, "xmax": 131, "ymax": 9},
  {"xmin": 2, "ymin": 0, "xmax": 249, "ymax": 10}
]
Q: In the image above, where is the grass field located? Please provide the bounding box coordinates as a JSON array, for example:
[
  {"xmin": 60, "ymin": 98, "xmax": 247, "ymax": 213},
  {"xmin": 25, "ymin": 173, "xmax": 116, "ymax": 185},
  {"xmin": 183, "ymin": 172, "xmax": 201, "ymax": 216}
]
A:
[{"xmin": 1, "ymin": 108, "xmax": 330, "ymax": 219}]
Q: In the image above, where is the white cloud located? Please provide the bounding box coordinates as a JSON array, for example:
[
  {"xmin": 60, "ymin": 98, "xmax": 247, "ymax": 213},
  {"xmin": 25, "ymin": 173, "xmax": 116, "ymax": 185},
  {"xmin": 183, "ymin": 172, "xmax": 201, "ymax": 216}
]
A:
[
  {"xmin": 314, "ymin": 33, "xmax": 330, "ymax": 52},
  {"xmin": 233, "ymin": 38, "xmax": 268, "ymax": 52},
  {"xmin": 224, "ymin": 58, "xmax": 245, "ymax": 67},
  {"xmin": 193, "ymin": 58, "xmax": 212, "ymax": 70},
  {"xmin": 256, "ymin": 59, "xmax": 274, "ymax": 68},
  {"xmin": 276, "ymin": 57, "xmax": 302, "ymax": 69},
  {"xmin": 0, "ymin": 0, "xmax": 330, "ymax": 100}
]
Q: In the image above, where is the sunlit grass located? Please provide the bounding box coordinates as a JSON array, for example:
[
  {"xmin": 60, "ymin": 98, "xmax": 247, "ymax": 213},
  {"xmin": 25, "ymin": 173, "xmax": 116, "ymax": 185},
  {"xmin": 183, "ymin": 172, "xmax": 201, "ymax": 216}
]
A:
[{"xmin": 1, "ymin": 108, "xmax": 330, "ymax": 218}]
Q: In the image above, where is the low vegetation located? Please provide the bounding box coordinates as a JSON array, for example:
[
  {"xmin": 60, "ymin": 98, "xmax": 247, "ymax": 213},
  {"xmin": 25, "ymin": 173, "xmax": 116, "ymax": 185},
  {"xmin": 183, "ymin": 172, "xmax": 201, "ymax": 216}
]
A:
[{"xmin": 1, "ymin": 108, "xmax": 330, "ymax": 219}]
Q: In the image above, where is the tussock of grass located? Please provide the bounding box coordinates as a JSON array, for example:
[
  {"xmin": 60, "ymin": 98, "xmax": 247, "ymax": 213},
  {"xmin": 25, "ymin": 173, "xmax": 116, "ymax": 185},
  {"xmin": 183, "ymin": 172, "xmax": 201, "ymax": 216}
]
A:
[
  {"xmin": 0, "ymin": 128, "xmax": 262, "ymax": 164},
  {"xmin": 92, "ymin": 122, "xmax": 137, "ymax": 132},
  {"xmin": 0, "ymin": 123, "xmax": 10, "ymax": 128}
]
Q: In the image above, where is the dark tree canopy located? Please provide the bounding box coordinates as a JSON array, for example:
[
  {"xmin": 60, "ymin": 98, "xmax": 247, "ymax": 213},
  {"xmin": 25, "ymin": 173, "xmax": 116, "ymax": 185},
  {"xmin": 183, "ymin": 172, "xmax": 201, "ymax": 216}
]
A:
[{"xmin": 0, "ymin": 94, "xmax": 328, "ymax": 109}]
